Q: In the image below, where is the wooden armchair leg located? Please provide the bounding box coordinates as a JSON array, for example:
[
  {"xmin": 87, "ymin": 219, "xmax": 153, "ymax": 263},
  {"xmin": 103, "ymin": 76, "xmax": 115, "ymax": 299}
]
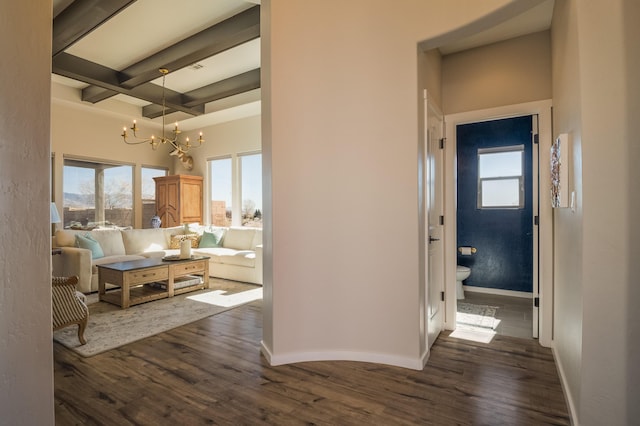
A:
[{"xmin": 78, "ymin": 317, "xmax": 88, "ymax": 345}]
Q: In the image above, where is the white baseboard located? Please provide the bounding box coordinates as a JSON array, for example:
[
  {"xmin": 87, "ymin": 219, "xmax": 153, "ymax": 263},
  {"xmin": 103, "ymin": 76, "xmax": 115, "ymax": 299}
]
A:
[
  {"xmin": 262, "ymin": 345, "xmax": 426, "ymax": 371},
  {"xmin": 551, "ymin": 345, "xmax": 579, "ymax": 425},
  {"xmin": 260, "ymin": 340, "xmax": 273, "ymax": 364},
  {"xmin": 463, "ymin": 285, "xmax": 532, "ymax": 299}
]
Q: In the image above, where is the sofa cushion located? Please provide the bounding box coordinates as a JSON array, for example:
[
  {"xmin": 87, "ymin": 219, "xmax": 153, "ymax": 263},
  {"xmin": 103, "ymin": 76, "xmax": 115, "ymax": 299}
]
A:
[
  {"xmin": 121, "ymin": 228, "xmax": 169, "ymax": 254},
  {"xmin": 91, "ymin": 254, "xmax": 146, "ymax": 274},
  {"xmin": 75, "ymin": 234, "xmax": 104, "ymax": 259},
  {"xmin": 169, "ymin": 234, "xmax": 200, "ymax": 249},
  {"xmin": 193, "ymin": 247, "xmax": 255, "ymax": 268},
  {"xmin": 222, "ymin": 228, "xmax": 256, "ymax": 250},
  {"xmin": 89, "ymin": 229, "xmax": 127, "ymax": 256},
  {"xmin": 199, "ymin": 228, "xmax": 225, "ymax": 248}
]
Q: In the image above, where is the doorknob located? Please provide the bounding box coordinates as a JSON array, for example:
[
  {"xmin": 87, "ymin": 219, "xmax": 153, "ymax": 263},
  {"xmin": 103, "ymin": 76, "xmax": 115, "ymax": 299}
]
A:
[{"xmin": 429, "ymin": 236, "xmax": 440, "ymax": 243}]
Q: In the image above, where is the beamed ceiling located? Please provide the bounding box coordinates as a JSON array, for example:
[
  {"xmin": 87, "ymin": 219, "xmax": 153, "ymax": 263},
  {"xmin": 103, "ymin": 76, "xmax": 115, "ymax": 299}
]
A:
[
  {"xmin": 51, "ymin": 0, "xmax": 261, "ymax": 130},
  {"xmin": 51, "ymin": 0, "xmax": 554, "ymax": 130}
]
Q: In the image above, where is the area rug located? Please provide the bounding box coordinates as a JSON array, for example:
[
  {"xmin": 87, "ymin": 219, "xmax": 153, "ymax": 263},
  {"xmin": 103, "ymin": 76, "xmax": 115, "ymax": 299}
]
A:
[
  {"xmin": 53, "ymin": 280, "xmax": 262, "ymax": 357},
  {"xmin": 456, "ymin": 302, "xmax": 499, "ymax": 331}
]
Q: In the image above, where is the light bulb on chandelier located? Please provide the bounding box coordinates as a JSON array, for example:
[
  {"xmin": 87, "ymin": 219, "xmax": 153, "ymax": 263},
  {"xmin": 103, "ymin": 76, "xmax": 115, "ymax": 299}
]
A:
[{"xmin": 121, "ymin": 68, "xmax": 204, "ymax": 170}]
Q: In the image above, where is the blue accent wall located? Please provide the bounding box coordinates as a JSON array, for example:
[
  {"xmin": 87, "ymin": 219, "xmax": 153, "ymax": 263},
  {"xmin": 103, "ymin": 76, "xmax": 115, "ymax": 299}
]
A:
[{"xmin": 457, "ymin": 116, "xmax": 533, "ymax": 293}]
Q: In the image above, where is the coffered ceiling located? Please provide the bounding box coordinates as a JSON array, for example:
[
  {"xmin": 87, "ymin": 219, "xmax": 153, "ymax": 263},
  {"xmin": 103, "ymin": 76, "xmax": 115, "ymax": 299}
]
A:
[
  {"xmin": 51, "ymin": 0, "xmax": 553, "ymax": 130},
  {"xmin": 51, "ymin": 0, "xmax": 261, "ymax": 130}
]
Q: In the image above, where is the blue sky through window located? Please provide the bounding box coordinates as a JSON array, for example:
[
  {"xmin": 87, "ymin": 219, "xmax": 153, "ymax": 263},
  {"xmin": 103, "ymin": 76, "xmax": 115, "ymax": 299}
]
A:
[{"xmin": 241, "ymin": 153, "xmax": 262, "ymax": 211}]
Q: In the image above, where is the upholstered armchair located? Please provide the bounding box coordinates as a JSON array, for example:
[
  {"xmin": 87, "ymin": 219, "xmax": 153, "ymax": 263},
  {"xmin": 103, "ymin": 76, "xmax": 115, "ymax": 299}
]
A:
[{"xmin": 52, "ymin": 276, "xmax": 89, "ymax": 345}]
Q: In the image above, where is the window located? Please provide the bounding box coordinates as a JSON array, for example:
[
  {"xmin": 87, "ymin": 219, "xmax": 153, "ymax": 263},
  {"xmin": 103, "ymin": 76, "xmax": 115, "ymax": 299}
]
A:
[
  {"xmin": 209, "ymin": 157, "xmax": 233, "ymax": 226},
  {"xmin": 477, "ymin": 145, "xmax": 524, "ymax": 209},
  {"xmin": 208, "ymin": 153, "xmax": 262, "ymax": 228},
  {"xmin": 141, "ymin": 167, "xmax": 168, "ymax": 228},
  {"xmin": 63, "ymin": 159, "xmax": 134, "ymax": 229},
  {"xmin": 240, "ymin": 153, "xmax": 262, "ymax": 228}
]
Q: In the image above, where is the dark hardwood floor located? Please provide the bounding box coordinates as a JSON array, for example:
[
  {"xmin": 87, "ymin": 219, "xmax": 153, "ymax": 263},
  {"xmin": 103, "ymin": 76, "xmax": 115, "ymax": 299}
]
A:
[{"xmin": 54, "ymin": 299, "xmax": 570, "ymax": 425}]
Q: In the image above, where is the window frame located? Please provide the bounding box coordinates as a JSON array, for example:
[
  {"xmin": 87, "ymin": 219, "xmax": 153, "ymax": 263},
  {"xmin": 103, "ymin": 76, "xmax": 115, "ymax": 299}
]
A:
[
  {"xmin": 476, "ymin": 145, "xmax": 525, "ymax": 210},
  {"xmin": 207, "ymin": 151, "xmax": 262, "ymax": 228},
  {"xmin": 62, "ymin": 157, "xmax": 135, "ymax": 229},
  {"xmin": 208, "ymin": 155, "xmax": 234, "ymax": 227},
  {"xmin": 239, "ymin": 151, "xmax": 262, "ymax": 228}
]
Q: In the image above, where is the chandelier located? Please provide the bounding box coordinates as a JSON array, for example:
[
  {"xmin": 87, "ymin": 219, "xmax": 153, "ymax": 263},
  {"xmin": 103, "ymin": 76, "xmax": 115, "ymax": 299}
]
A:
[{"xmin": 121, "ymin": 68, "xmax": 204, "ymax": 170}]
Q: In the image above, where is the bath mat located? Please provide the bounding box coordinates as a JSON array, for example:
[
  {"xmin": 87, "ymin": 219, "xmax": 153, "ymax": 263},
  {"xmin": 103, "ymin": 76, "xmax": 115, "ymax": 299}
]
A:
[{"xmin": 456, "ymin": 302, "xmax": 499, "ymax": 330}]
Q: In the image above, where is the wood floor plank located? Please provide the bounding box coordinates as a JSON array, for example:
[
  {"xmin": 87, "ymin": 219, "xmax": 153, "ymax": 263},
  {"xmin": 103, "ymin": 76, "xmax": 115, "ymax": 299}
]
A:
[{"xmin": 54, "ymin": 299, "xmax": 570, "ymax": 425}]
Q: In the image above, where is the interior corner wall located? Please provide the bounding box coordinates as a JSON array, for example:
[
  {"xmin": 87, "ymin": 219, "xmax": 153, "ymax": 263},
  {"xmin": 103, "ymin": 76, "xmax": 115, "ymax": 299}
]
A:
[
  {"xmin": 442, "ymin": 30, "xmax": 552, "ymax": 114},
  {"xmin": 552, "ymin": 0, "xmax": 639, "ymax": 424},
  {"xmin": 261, "ymin": 0, "xmax": 522, "ymax": 368},
  {"xmin": 0, "ymin": 0, "xmax": 55, "ymax": 424},
  {"xmin": 550, "ymin": 0, "xmax": 583, "ymax": 421}
]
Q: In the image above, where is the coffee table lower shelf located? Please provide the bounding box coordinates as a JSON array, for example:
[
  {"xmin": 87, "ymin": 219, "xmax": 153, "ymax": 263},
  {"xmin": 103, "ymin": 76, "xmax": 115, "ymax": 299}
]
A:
[{"xmin": 100, "ymin": 285, "xmax": 169, "ymax": 307}]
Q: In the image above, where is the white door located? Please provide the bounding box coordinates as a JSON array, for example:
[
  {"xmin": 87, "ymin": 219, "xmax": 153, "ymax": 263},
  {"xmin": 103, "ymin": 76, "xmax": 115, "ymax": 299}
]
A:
[
  {"xmin": 532, "ymin": 115, "xmax": 540, "ymax": 339},
  {"xmin": 426, "ymin": 95, "xmax": 445, "ymax": 348}
]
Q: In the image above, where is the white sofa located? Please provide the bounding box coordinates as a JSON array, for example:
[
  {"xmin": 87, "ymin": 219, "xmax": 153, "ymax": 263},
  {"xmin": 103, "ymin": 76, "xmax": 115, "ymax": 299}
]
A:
[{"xmin": 52, "ymin": 226, "xmax": 263, "ymax": 293}]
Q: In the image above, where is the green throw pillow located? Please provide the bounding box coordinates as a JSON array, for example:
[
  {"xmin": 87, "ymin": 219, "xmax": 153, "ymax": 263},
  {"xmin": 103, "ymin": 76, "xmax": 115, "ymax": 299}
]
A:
[
  {"xmin": 199, "ymin": 229, "xmax": 224, "ymax": 248},
  {"xmin": 75, "ymin": 233, "xmax": 104, "ymax": 259}
]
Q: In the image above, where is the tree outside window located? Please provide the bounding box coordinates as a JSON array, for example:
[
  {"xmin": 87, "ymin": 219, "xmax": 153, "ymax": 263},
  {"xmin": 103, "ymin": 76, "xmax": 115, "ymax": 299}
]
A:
[{"xmin": 63, "ymin": 159, "xmax": 133, "ymax": 229}]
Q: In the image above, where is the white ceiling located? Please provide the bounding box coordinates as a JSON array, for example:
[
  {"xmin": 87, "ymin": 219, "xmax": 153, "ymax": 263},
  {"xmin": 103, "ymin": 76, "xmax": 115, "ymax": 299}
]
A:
[{"xmin": 51, "ymin": 0, "xmax": 553, "ymax": 130}]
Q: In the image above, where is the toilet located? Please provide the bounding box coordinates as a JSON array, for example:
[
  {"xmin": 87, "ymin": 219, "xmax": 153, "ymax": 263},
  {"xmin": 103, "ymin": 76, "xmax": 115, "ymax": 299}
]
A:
[{"xmin": 456, "ymin": 265, "xmax": 471, "ymax": 299}]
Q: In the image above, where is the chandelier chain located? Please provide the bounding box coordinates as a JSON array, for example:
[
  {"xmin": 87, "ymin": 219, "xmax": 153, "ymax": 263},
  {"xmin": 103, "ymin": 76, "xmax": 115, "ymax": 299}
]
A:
[{"xmin": 121, "ymin": 68, "xmax": 204, "ymax": 163}]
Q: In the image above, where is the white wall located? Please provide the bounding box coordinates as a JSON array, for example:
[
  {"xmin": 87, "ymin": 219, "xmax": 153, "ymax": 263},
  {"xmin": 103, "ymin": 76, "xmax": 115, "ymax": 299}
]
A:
[
  {"xmin": 623, "ymin": 0, "xmax": 640, "ymax": 420},
  {"xmin": 423, "ymin": 49, "xmax": 443, "ymax": 109},
  {"xmin": 576, "ymin": 0, "xmax": 638, "ymax": 423},
  {"xmin": 552, "ymin": 0, "xmax": 640, "ymax": 424},
  {"xmin": 442, "ymin": 30, "xmax": 552, "ymax": 114},
  {"xmin": 550, "ymin": 0, "xmax": 583, "ymax": 419},
  {"xmin": 261, "ymin": 0, "xmax": 539, "ymax": 368},
  {"xmin": 0, "ymin": 1, "xmax": 55, "ymax": 424}
]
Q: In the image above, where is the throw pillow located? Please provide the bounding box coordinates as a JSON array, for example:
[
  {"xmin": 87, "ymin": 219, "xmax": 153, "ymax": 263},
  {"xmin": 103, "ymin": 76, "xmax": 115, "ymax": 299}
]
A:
[
  {"xmin": 75, "ymin": 233, "xmax": 104, "ymax": 259},
  {"xmin": 169, "ymin": 234, "xmax": 200, "ymax": 249},
  {"xmin": 198, "ymin": 229, "xmax": 224, "ymax": 248}
]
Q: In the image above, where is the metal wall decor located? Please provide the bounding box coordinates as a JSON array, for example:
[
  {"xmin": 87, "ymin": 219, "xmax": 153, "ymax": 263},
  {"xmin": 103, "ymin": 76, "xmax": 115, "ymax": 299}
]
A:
[{"xmin": 550, "ymin": 133, "xmax": 570, "ymax": 208}]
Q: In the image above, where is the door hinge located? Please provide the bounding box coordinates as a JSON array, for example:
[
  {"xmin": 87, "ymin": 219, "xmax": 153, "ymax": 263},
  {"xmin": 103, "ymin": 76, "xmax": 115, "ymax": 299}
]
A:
[
  {"xmin": 534, "ymin": 297, "xmax": 539, "ymax": 308},
  {"xmin": 439, "ymin": 138, "xmax": 446, "ymax": 149},
  {"xmin": 534, "ymin": 215, "xmax": 539, "ymax": 226},
  {"xmin": 533, "ymin": 133, "xmax": 539, "ymax": 144},
  {"xmin": 439, "ymin": 215, "xmax": 444, "ymax": 226},
  {"xmin": 441, "ymin": 291, "xmax": 445, "ymax": 302}
]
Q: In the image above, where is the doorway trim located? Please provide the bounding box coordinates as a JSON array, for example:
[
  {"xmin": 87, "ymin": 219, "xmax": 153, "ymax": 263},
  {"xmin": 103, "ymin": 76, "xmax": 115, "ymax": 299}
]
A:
[{"xmin": 443, "ymin": 100, "xmax": 553, "ymax": 347}]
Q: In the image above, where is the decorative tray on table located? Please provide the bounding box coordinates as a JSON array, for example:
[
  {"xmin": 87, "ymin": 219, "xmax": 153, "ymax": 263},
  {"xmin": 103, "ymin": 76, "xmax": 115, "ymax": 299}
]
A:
[{"xmin": 162, "ymin": 255, "xmax": 195, "ymax": 261}]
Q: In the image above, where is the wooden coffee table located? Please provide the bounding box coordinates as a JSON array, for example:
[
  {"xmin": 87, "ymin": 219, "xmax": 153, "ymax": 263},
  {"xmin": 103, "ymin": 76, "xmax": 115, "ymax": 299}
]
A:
[{"xmin": 97, "ymin": 256, "xmax": 210, "ymax": 309}]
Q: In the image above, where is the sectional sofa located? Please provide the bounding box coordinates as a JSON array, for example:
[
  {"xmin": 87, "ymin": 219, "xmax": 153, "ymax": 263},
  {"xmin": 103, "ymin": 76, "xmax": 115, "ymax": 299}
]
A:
[{"xmin": 52, "ymin": 225, "xmax": 262, "ymax": 293}]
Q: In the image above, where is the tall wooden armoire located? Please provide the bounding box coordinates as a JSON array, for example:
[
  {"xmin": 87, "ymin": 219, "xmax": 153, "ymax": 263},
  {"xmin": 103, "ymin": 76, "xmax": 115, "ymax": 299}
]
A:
[{"xmin": 153, "ymin": 175, "xmax": 203, "ymax": 227}]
